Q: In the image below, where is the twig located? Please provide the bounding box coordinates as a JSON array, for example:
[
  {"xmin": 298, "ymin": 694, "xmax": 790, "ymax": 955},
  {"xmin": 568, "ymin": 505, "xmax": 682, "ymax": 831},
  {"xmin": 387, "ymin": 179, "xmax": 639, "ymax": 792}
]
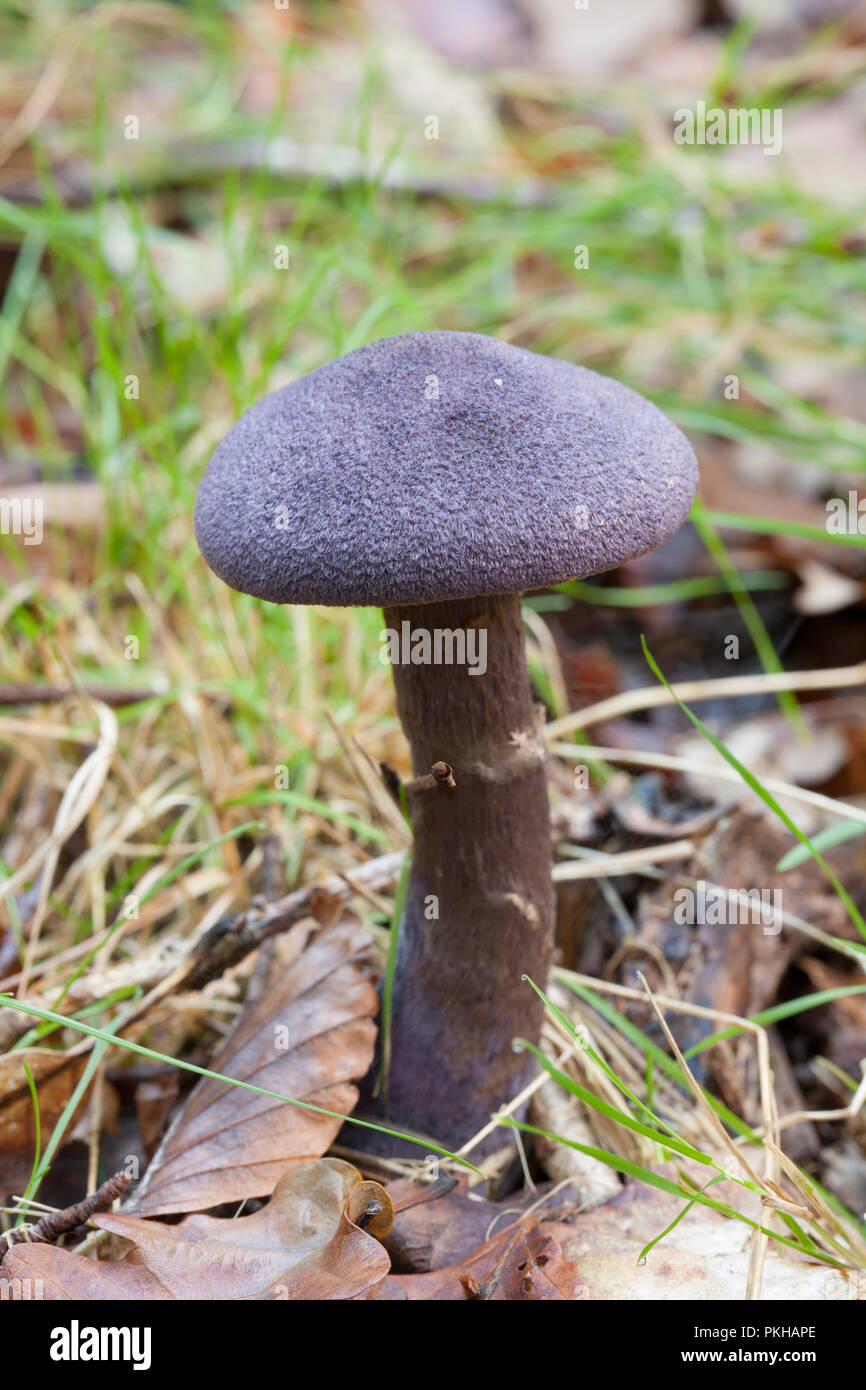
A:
[
  {"xmin": 634, "ymin": 971, "xmax": 770, "ymax": 1192},
  {"xmin": 552, "ymin": 840, "xmax": 695, "ymax": 880},
  {"xmin": 549, "ymin": 740, "xmax": 866, "ymax": 830},
  {"xmin": 0, "ymin": 684, "xmax": 161, "ymax": 708},
  {"xmin": 545, "ymin": 660, "xmax": 866, "ymax": 740},
  {"xmin": 757, "ymin": 1068, "xmax": 866, "ymax": 1135},
  {"xmin": 180, "ymin": 849, "xmax": 404, "ymax": 991},
  {"xmin": 0, "ymin": 1170, "xmax": 130, "ymax": 1253},
  {"xmin": 389, "ymin": 1175, "xmax": 459, "ymax": 1213}
]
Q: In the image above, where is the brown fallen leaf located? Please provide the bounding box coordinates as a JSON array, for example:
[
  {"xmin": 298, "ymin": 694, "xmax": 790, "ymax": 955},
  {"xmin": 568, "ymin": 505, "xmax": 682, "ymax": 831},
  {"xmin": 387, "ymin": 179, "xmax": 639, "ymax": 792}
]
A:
[
  {"xmin": 5, "ymin": 1159, "xmax": 392, "ymax": 1301},
  {"xmin": 0, "ymin": 1048, "xmax": 88, "ymax": 1196},
  {"xmin": 362, "ymin": 1219, "xmax": 586, "ymax": 1300},
  {"xmin": 798, "ymin": 954, "xmax": 866, "ymax": 1078},
  {"xmin": 384, "ymin": 1176, "xmax": 580, "ymax": 1273},
  {"xmin": 125, "ymin": 916, "xmax": 378, "ymax": 1216},
  {"xmin": 800, "ymin": 955, "xmax": 866, "ymax": 1032},
  {"xmin": 134, "ymin": 1071, "xmax": 180, "ymax": 1163},
  {"xmin": 1, "ymin": 1170, "xmax": 131, "ymax": 1249},
  {"xmin": 554, "ymin": 1180, "xmax": 855, "ymax": 1301}
]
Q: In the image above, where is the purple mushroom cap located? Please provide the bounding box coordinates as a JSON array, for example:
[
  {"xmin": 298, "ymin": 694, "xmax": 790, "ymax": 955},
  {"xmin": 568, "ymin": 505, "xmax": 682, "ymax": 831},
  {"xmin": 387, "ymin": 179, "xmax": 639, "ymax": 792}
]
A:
[{"xmin": 194, "ymin": 330, "xmax": 698, "ymax": 607}]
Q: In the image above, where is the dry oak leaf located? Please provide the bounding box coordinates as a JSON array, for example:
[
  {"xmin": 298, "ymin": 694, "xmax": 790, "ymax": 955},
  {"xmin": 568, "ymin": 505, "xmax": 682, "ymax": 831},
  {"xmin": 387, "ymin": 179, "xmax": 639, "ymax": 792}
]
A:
[
  {"xmin": 0, "ymin": 1048, "xmax": 88, "ymax": 1195},
  {"xmin": 126, "ymin": 915, "xmax": 378, "ymax": 1216},
  {"xmin": 383, "ymin": 1176, "xmax": 582, "ymax": 1272},
  {"xmin": 362, "ymin": 1220, "xmax": 587, "ymax": 1300},
  {"xmin": 5, "ymin": 1159, "xmax": 393, "ymax": 1301},
  {"xmin": 556, "ymin": 1181, "xmax": 854, "ymax": 1301}
]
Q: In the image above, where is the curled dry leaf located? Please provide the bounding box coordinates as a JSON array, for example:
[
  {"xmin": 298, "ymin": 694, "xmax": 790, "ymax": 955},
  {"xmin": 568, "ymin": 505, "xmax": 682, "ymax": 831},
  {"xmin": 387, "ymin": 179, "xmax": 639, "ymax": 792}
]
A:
[
  {"xmin": 383, "ymin": 1176, "xmax": 582, "ymax": 1273},
  {"xmin": 5, "ymin": 1159, "xmax": 393, "ymax": 1301},
  {"xmin": 126, "ymin": 916, "xmax": 378, "ymax": 1216},
  {"xmin": 0, "ymin": 1048, "xmax": 88, "ymax": 1195},
  {"xmin": 362, "ymin": 1219, "xmax": 586, "ymax": 1301}
]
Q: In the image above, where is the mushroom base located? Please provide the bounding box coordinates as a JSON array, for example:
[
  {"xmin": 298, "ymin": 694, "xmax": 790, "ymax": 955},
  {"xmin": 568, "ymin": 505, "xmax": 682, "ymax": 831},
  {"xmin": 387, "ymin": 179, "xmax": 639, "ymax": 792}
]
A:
[{"xmin": 372, "ymin": 591, "xmax": 555, "ymax": 1156}]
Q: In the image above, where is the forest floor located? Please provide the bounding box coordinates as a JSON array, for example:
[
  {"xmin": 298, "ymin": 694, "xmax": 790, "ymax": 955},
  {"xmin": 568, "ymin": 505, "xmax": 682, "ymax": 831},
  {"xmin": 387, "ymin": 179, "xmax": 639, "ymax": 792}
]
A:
[{"xmin": 0, "ymin": 0, "xmax": 865, "ymax": 1301}]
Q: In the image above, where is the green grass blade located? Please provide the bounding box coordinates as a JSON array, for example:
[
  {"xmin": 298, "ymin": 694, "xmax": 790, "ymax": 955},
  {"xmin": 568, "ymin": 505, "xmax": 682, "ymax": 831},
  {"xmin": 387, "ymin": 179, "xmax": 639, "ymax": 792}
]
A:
[
  {"xmin": 699, "ymin": 509, "xmax": 866, "ymax": 549},
  {"xmin": 557, "ymin": 975, "xmax": 760, "ymax": 1140},
  {"xmin": 691, "ymin": 498, "xmax": 800, "ymax": 725},
  {"xmin": 776, "ymin": 819, "xmax": 866, "ymax": 872},
  {"xmin": 223, "ymin": 791, "xmax": 391, "ymax": 846},
  {"xmin": 557, "ymin": 572, "xmax": 788, "ymax": 607},
  {"xmin": 16, "ymin": 1060, "xmax": 42, "ymax": 1226},
  {"xmin": 502, "ymin": 1119, "xmax": 851, "ymax": 1269},
  {"xmin": 516, "ymin": 1037, "xmax": 714, "ymax": 1169},
  {"xmin": 523, "ymin": 974, "xmax": 697, "ymax": 1147},
  {"xmin": 684, "ymin": 985, "xmax": 866, "ymax": 1059},
  {"xmin": 0, "ymin": 994, "xmax": 482, "ymax": 1175},
  {"xmin": 637, "ymin": 1172, "xmax": 727, "ymax": 1265},
  {"xmin": 375, "ymin": 852, "xmax": 411, "ymax": 1104},
  {"xmin": 53, "ymin": 820, "xmax": 266, "ymax": 1009}
]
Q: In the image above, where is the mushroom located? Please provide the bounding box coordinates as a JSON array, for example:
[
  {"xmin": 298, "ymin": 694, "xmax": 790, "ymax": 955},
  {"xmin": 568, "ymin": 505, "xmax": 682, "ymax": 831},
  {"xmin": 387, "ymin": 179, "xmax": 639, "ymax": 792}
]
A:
[{"xmin": 194, "ymin": 331, "xmax": 698, "ymax": 1152}]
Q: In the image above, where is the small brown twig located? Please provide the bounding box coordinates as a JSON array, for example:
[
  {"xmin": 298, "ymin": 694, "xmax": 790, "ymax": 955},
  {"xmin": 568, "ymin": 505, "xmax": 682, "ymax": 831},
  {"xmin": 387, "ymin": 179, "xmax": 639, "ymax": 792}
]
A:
[
  {"xmin": 389, "ymin": 1174, "xmax": 458, "ymax": 1213},
  {"xmin": 1, "ymin": 1170, "xmax": 131, "ymax": 1254},
  {"xmin": 431, "ymin": 761, "xmax": 456, "ymax": 788},
  {"xmin": 180, "ymin": 849, "xmax": 404, "ymax": 990},
  {"xmin": 0, "ymin": 684, "xmax": 160, "ymax": 708}
]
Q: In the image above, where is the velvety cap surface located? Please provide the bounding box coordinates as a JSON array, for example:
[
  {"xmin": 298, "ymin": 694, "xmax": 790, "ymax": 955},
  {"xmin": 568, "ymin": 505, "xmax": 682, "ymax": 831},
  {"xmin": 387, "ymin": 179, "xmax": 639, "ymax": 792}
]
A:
[{"xmin": 194, "ymin": 331, "xmax": 698, "ymax": 607}]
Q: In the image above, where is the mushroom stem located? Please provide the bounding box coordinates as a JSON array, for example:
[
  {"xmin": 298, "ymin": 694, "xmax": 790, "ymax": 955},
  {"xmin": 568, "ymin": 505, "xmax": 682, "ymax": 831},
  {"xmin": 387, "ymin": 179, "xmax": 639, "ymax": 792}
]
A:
[{"xmin": 381, "ymin": 592, "xmax": 554, "ymax": 1152}]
